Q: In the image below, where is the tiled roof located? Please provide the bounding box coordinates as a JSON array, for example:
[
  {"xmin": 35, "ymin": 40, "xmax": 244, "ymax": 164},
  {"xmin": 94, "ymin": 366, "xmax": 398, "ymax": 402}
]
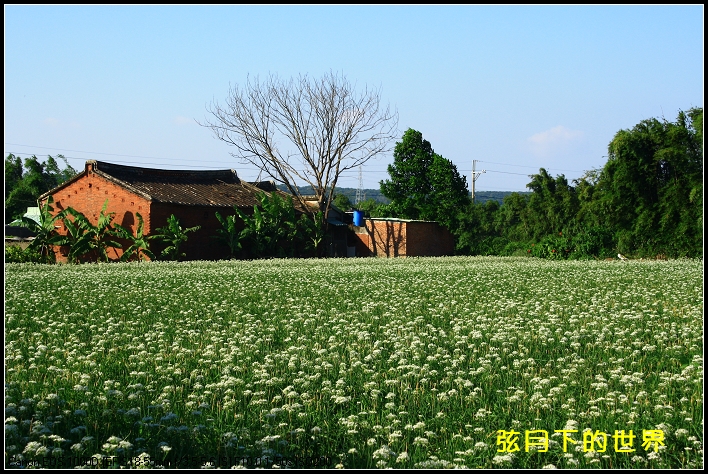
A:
[
  {"xmin": 38, "ymin": 160, "xmax": 310, "ymax": 212},
  {"xmin": 88, "ymin": 160, "xmax": 292, "ymax": 208}
]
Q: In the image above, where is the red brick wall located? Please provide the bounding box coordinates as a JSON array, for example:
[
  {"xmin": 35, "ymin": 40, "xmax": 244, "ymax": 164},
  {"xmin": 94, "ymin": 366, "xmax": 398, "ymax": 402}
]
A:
[
  {"xmin": 44, "ymin": 169, "xmax": 152, "ymax": 262},
  {"xmin": 352, "ymin": 231, "xmax": 372, "ymax": 257},
  {"xmin": 43, "ymin": 165, "xmax": 250, "ymax": 262},
  {"xmin": 353, "ymin": 219, "xmax": 455, "ymax": 258},
  {"xmin": 368, "ymin": 220, "xmax": 407, "ymax": 257},
  {"xmin": 150, "ymin": 202, "xmax": 244, "ymax": 261},
  {"xmin": 405, "ymin": 221, "xmax": 455, "ymax": 256}
]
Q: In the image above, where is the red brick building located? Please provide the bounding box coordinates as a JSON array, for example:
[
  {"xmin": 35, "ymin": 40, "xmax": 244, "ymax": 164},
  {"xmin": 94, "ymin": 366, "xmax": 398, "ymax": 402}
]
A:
[
  {"xmin": 38, "ymin": 160, "xmax": 293, "ymax": 262},
  {"xmin": 37, "ymin": 160, "xmax": 457, "ymax": 262},
  {"xmin": 352, "ymin": 218, "xmax": 455, "ymax": 257}
]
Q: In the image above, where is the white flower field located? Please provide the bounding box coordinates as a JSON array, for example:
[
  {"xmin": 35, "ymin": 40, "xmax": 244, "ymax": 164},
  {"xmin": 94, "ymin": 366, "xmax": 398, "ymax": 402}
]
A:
[{"xmin": 4, "ymin": 257, "xmax": 703, "ymax": 468}]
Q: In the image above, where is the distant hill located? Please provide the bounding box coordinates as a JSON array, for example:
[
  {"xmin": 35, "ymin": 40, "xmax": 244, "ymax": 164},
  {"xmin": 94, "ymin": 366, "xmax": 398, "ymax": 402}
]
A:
[
  {"xmin": 275, "ymin": 185, "xmax": 390, "ymax": 204},
  {"xmin": 277, "ymin": 185, "xmax": 529, "ymax": 205},
  {"xmin": 471, "ymin": 191, "xmax": 531, "ymax": 205}
]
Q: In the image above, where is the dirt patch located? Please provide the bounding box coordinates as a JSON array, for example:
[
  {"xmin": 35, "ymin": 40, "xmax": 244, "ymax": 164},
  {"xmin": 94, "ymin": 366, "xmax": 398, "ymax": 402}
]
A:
[{"xmin": 5, "ymin": 239, "xmax": 32, "ymax": 250}]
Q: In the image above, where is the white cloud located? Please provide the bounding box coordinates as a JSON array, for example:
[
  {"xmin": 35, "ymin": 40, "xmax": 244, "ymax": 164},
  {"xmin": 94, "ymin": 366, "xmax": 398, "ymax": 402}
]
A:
[
  {"xmin": 527, "ymin": 126, "xmax": 584, "ymax": 158},
  {"xmin": 44, "ymin": 117, "xmax": 60, "ymax": 127}
]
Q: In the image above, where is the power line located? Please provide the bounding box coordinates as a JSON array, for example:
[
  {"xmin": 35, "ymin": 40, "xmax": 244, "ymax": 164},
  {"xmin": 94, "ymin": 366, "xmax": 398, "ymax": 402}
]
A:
[
  {"xmin": 483, "ymin": 169, "xmax": 533, "ymax": 177},
  {"xmin": 4, "ymin": 150, "xmax": 259, "ymax": 172},
  {"xmin": 5, "ymin": 143, "xmax": 586, "ymax": 186},
  {"xmin": 4, "ymin": 142, "xmax": 230, "ymax": 165},
  {"xmin": 4, "ymin": 144, "xmax": 395, "ymax": 175},
  {"xmin": 477, "ymin": 159, "xmax": 584, "ymax": 173}
]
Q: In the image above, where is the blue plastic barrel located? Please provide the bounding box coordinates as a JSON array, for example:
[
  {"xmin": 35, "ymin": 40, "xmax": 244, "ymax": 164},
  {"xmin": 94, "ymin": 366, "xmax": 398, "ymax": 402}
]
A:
[{"xmin": 353, "ymin": 210, "xmax": 364, "ymax": 227}]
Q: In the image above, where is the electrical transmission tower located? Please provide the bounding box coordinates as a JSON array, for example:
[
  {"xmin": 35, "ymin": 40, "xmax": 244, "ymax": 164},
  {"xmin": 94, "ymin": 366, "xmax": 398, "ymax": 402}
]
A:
[{"xmin": 355, "ymin": 165, "xmax": 365, "ymax": 205}]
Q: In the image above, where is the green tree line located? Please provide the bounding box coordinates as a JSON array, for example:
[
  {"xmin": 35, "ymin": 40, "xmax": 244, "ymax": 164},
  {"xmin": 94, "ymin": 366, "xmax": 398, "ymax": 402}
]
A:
[
  {"xmin": 372, "ymin": 108, "xmax": 702, "ymax": 259},
  {"xmin": 5, "ymin": 108, "xmax": 702, "ymax": 262},
  {"xmin": 5, "ymin": 154, "xmax": 78, "ymax": 224}
]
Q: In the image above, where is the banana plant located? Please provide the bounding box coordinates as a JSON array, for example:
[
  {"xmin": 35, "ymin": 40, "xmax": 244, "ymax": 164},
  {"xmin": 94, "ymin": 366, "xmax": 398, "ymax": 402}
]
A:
[
  {"xmin": 114, "ymin": 212, "xmax": 155, "ymax": 262},
  {"xmin": 61, "ymin": 199, "xmax": 122, "ymax": 263},
  {"xmin": 298, "ymin": 210, "xmax": 325, "ymax": 257},
  {"xmin": 213, "ymin": 211, "xmax": 242, "ymax": 259},
  {"xmin": 19, "ymin": 195, "xmax": 65, "ymax": 264},
  {"xmin": 150, "ymin": 214, "xmax": 200, "ymax": 261},
  {"xmin": 235, "ymin": 191, "xmax": 302, "ymax": 258},
  {"xmin": 235, "ymin": 204, "xmax": 268, "ymax": 258}
]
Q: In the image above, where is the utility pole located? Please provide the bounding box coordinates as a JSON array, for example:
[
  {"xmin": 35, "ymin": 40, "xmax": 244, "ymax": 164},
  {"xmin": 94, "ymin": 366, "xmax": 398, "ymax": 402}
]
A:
[{"xmin": 471, "ymin": 159, "xmax": 486, "ymax": 203}]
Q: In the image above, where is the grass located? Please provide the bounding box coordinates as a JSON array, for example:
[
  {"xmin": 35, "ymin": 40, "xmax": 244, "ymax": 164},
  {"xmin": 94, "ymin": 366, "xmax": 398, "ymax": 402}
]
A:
[{"xmin": 4, "ymin": 256, "xmax": 703, "ymax": 468}]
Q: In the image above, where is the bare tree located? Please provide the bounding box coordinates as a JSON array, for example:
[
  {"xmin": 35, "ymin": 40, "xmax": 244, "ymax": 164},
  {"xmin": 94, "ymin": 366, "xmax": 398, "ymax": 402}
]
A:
[{"xmin": 200, "ymin": 71, "xmax": 398, "ymax": 220}]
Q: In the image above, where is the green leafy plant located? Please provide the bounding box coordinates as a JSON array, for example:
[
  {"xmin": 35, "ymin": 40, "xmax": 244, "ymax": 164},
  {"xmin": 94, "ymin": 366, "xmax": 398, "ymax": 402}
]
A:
[
  {"xmin": 235, "ymin": 192, "xmax": 300, "ymax": 258},
  {"xmin": 4, "ymin": 245, "xmax": 44, "ymax": 263},
  {"xmin": 380, "ymin": 128, "xmax": 469, "ymax": 229},
  {"xmin": 529, "ymin": 232, "xmax": 572, "ymax": 260},
  {"xmin": 114, "ymin": 212, "xmax": 155, "ymax": 262},
  {"xmin": 568, "ymin": 226, "xmax": 614, "ymax": 260},
  {"xmin": 213, "ymin": 211, "xmax": 242, "ymax": 259},
  {"xmin": 150, "ymin": 214, "xmax": 200, "ymax": 261},
  {"xmin": 298, "ymin": 210, "xmax": 325, "ymax": 257},
  {"xmin": 18, "ymin": 195, "xmax": 66, "ymax": 264},
  {"xmin": 61, "ymin": 200, "xmax": 123, "ymax": 263}
]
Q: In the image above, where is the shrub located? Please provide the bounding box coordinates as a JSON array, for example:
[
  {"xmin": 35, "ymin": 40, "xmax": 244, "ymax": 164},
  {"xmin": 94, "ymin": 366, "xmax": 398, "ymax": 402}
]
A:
[
  {"xmin": 529, "ymin": 233, "xmax": 572, "ymax": 260},
  {"xmin": 568, "ymin": 226, "xmax": 614, "ymax": 260},
  {"xmin": 5, "ymin": 245, "xmax": 45, "ymax": 263}
]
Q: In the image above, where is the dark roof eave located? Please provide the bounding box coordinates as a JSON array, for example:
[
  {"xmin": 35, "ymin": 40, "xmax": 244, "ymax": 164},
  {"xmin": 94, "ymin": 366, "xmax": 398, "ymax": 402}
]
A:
[{"xmin": 39, "ymin": 160, "xmax": 310, "ymax": 210}]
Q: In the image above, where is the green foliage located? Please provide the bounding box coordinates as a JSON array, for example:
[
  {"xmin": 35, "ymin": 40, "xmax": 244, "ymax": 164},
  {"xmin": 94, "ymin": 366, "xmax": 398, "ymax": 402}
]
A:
[
  {"xmin": 150, "ymin": 214, "xmax": 201, "ymax": 261},
  {"xmin": 380, "ymin": 129, "xmax": 469, "ymax": 229},
  {"xmin": 356, "ymin": 197, "xmax": 386, "ymax": 217},
  {"xmin": 453, "ymin": 108, "xmax": 702, "ymax": 260},
  {"xmin": 213, "ymin": 211, "xmax": 242, "ymax": 259},
  {"xmin": 380, "ymin": 129, "xmax": 434, "ymax": 219},
  {"xmin": 333, "ymin": 193, "xmax": 353, "ymax": 211},
  {"xmin": 4, "ymin": 154, "xmax": 77, "ymax": 224},
  {"xmin": 4, "ymin": 245, "xmax": 44, "ymax": 264},
  {"xmin": 297, "ymin": 210, "xmax": 325, "ymax": 257},
  {"xmin": 523, "ymin": 169, "xmax": 579, "ymax": 242},
  {"xmin": 235, "ymin": 191, "xmax": 313, "ymax": 258},
  {"xmin": 5, "ymin": 154, "xmax": 24, "ymax": 200},
  {"xmin": 593, "ymin": 107, "xmax": 703, "ymax": 257},
  {"xmin": 567, "ymin": 226, "xmax": 614, "ymax": 260},
  {"xmin": 114, "ymin": 212, "xmax": 155, "ymax": 262},
  {"xmin": 19, "ymin": 195, "xmax": 66, "ymax": 264},
  {"xmin": 224, "ymin": 191, "xmax": 325, "ymax": 259},
  {"xmin": 454, "ymin": 200, "xmax": 501, "ymax": 255},
  {"xmin": 62, "ymin": 200, "xmax": 123, "ymax": 263},
  {"xmin": 426, "ymin": 153, "xmax": 470, "ymax": 229},
  {"xmin": 527, "ymin": 232, "xmax": 572, "ymax": 260}
]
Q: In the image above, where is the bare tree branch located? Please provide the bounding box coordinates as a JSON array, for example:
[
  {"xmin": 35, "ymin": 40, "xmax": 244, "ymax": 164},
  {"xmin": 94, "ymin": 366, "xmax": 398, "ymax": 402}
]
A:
[{"xmin": 199, "ymin": 71, "xmax": 398, "ymax": 220}]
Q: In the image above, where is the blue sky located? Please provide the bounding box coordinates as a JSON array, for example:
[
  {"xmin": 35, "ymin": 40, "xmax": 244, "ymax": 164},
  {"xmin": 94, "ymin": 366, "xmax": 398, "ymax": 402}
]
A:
[{"xmin": 4, "ymin": 5, "xmax": 703, "ymax": 192}]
